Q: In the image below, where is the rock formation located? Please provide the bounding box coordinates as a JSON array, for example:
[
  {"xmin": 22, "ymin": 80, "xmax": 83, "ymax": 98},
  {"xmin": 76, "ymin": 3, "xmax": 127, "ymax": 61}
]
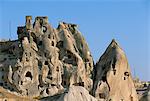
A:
[
  {"xmin": 134, "ymin": 78, "xmax": 150, "ymax": 101},
  {"xmin": 0, "ymin": 16, "xmax": 146, "ymax": 101},
  {"xmin": 92, "ymin": 39, "xmax": 138, "ymax": 101},
  {"xmin": 41, "ymin": 86, "xmax": 97, "ymax": 101},
  {"xmin": 0, "ymin": 16, "xmax": 93, "ymax": 98}
]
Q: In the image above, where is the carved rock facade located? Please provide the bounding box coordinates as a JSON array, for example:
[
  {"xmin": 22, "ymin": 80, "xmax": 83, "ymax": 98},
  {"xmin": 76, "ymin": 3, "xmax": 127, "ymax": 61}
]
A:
[
  {"xmin": 0, "ymin": 16, "xmax": 93, "ymax": 97},
  {"xmin": 0, "ymin": 16, "xmax": 141, "ymax": 101},
  {"xmin": 92, "ymin": 39, "xmax": 138, "ymax": 101}
]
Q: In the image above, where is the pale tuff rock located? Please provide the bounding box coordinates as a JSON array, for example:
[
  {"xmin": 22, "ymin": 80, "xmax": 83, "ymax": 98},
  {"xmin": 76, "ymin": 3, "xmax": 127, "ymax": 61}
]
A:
[
  {"xmin": 0, "ymin": 16, "xmax": 93, "ymax": 98},
  {"xmin": 0, "ymin": 16, "xmax": 145, "ymax": 101},
  {"xmin": 41, "ymin": 86, "xmax": 97, "ymax": 101},
  {"xmin": 92, "ymin": 39, "xmax": 138, "ymax": 101}
]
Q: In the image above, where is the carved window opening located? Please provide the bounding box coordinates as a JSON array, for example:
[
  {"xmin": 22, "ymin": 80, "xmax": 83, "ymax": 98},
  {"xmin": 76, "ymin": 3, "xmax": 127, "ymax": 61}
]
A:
[
  {"xmin": 143, "ymin": 83, "xmax": 147, "ymax": 87},
  {"xmin": 86, "ymin": 59, "xmax": 89, "ymax": 62},
  {"xmin": 38, "ymin": 61, "xmax": 42, "ymax": 69},
  {"xmin": 48, "ymin": 34, "xmax": 51, "ymax": 39},
  {"xmin": 40, "ymin": 19, "xmax": 43, "ymax": 26},
  {"xmin": 38, "ymin": 75, "xmax": 43, "ymax": 86},
  {"xmin": 39, "ymin": 41, "xmax": 42, "ymax": 46},
  {"xmin": 112, "ymin": 57, "xmax": 116, "ymax": 69},
  {"xmin": 26, "ymin": 89, "xmax": 28, "ymax": 95},
  {"xmin": 51, "ymin": 41, "xmax": 54, "ymax": 46},
  {"xmin": 44, "ymin": 53, "xmax": 47, "ymax": 57},
  {"xmin": 25, "ymin": 71, "xmax": 32, "ymax": 80},
  {"xmin": 56, "ymin": 41, "xmax": 63, "ymax": 48},
  {"xmin": 89, "ymin": 63, "xmax": 91, "ymax": 67},
  {"xmin": 0, "ymin": 83, "xmax": 3, "ymax": 86},
  {"xmin": 51, "ymin": 84, "xmax": 55, "ymax": 86},
  {"xmin": 56, "ymin": 66, "xmax": 59, "ymax": 72},
  {"xmin": 67, "ymin": 35, "xmax": 70, "ymax": 38},
  {"xmin": 63, "ymin": 81, "xmax": 66, "ymax": 86},
  {"xmin": 4, "ymin": 82, "xmax": 7, "ymax": 86},
  {"xmin": 26, "ymin": 57, "xmax": 29, "ymax": 62},
  {"xmin": 43, "ymin": 26, "xmax": 47, "ymax": 33},
  {"xmin": 113, "ymin": 69, "xmax": 116, "ymax": 75},
  {"xmin": 49, "ymin": 77, "xmax": 53, "ymax": 80},
  {"xmin": 99, "ymin": 93, "xmax": 105, "ymax": 99},
  {"xmin": 73, "ymin": 82, "xmax": 84, "ymax": 86},
  {"xmin": 21, "ymin": 81, "xmax": 23, "ymax": 85},
  {"xmin": 25, "ymin": 52, "xmax": 27, "ymax": 56},
  {"xmin": 46, "ymin": 88, "xmax": 49, "ymax": 94},
  {"xmin": 8, "ymin": 87, "xmax": 11, "ymax": 90},
  {"xmin": 67, "ymin": 54, "xmax": 71, "ymax": 59},
  {"xmin": 62, "ymin": 75, "xmax": 67, "ymax": 86},
  {"xmin": 124, "ymin": 72, "xmax": 129, "ymax": 77},
  {"xmin": 102, "ymin": 76, "xmax": 106, "ymax": 82},
  {"xmin": 109, "ymin": 99, "xmax": 112, "ymax": 101},
  {"xmin": 79, "ymin": 82, "xmax": 84, "ymax": 86},
  {"xmin": 130, "ymin": 96, "xmax": 133, "ymax": 101},
  {"xmin": 67, "ymin": 50, "xmax": 72, "ymax": 58},
  {"xmin": 29, "ymin": 19, "xmax": 31, "ymax": 23},
  {"xmin": 48, "ymin": 69, "xmax": 52, "ymax": 75},
  {"xmin": 11, "ymin": 88, "xmax": 14, "ymax": 91},
  {"xmin": 45, "ymin": 61, "xmax": 48, "ymax": 65}
]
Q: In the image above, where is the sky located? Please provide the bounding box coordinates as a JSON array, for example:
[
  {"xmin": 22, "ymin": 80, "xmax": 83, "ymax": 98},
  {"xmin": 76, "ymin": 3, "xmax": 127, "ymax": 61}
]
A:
[{"xmin": 0, "ymin": 0, "xmax": 149, "ymax": 81}]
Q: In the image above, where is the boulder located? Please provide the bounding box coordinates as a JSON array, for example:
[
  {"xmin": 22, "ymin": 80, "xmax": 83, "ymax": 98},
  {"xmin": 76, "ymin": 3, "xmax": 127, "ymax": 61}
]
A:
[{"xmin": 41, "ymin": 86, "xmax": 97, "ymax": 101}]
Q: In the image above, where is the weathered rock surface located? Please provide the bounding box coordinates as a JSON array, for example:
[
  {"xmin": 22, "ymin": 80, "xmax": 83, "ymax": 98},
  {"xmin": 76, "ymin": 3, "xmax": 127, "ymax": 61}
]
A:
[
  {"xmin": 0, "ymin": 16, "xmax": 146, "ymax": 101},
  {"xmin": 0, "ymin": 16, "xmax": 93, "ymax": 98},
  {"xmin": 92, "ymin": 39, "xmax": 138, "ymax": 101},
  {"xmin": 41, "ymin": 86, "xmax": 97, "ymax": 101}
]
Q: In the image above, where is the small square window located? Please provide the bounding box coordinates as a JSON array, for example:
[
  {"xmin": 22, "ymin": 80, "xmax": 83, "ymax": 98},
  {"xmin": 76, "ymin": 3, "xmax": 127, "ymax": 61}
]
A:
[
  {"xmin": 39, "ymin": 41, "xmax": 42, "ymax": 46},
  {"xmin": 45, "ymin": 61, "xmax": 48, "ymax": 65}
]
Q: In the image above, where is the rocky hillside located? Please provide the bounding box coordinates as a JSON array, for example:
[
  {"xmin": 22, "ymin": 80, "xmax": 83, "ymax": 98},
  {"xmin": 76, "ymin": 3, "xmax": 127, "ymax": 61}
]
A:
[{"xmin": 0, "ymin": 16, "xmax": 149, "ymax": 101}]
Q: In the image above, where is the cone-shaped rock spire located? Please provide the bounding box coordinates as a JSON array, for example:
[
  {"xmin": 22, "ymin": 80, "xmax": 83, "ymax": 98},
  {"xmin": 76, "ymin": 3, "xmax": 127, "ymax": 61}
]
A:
[{"xmin": 92, "ymin": 39, "xmax": 138, "ymax": 101}]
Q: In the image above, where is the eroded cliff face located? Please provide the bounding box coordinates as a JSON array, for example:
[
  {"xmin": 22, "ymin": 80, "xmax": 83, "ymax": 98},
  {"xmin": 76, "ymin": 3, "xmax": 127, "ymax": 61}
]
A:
[
  {"xmin": 92, "ymin": 39, "xmax": 138, "ymax": 101},
  {"xmin": 0, "ymin": 16, "xmax": 93, "ymax": 98},
  {"xmin": 0, "ymin": 16, "xmax": 141, "ymax": 101}
]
